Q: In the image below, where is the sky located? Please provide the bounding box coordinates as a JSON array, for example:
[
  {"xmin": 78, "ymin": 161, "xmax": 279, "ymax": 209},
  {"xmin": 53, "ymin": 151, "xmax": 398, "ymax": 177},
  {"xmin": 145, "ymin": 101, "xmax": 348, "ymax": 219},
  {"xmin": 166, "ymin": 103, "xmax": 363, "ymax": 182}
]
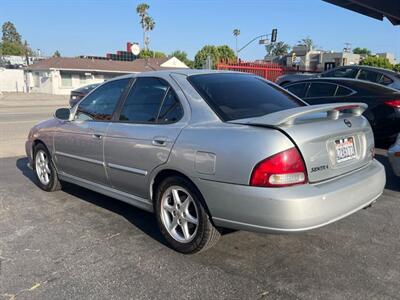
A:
[{"xmin": 1, "ymin": 0, "xmax": 399, "ymax": 61}]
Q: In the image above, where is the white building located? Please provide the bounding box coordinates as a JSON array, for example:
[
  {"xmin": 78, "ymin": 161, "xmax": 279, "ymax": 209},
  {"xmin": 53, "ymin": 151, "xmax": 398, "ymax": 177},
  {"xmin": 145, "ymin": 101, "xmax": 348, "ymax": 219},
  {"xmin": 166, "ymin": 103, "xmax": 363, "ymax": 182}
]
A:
[{"xmin": 26, "ymin": 56, "xmax": 188, "ymax": 95}]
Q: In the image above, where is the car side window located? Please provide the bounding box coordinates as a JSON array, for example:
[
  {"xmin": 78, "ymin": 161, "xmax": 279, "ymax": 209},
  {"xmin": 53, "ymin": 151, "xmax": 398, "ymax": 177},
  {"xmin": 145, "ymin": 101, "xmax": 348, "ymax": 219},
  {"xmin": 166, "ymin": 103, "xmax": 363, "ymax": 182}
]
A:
[
  {"xmin": 378, "ymin": 75, "xmax": 393, "ymax": 86},
  {"xmin": 357, "ymin": 69, "xmax": 381, "ymax": 83},
  {"xmin": 322, "ymin": 67, "xmax": 358, "ymax": 78},
  {"xmin": 75, "ymin": 79, "xmax": 130, "ymax": 121},
  {"xmin": 157, "ymin": 89, "xmax": 183, "ymax": 123},
  {"xmin": 119, "ymin": 77, "xmax": 176, "ymax": 123},
  {"xmin": 335, "ymin": 86, "xmax": 353, "ymax": 97},
  {"xmin": 306, "ymin": 83, "xmax": 337, "ymax": 98},
  {"xmin": 286, "ymin": 83, "xmax": 308, "ymax": 98}
]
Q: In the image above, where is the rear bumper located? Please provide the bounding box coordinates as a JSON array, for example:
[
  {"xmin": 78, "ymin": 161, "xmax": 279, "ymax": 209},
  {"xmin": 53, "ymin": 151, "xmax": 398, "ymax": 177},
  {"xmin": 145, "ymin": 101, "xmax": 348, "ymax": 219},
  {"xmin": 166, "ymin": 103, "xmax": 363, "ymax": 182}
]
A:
[{"xmin": 196, "ymin": 159, "xmax": 385, "ymax": 233}]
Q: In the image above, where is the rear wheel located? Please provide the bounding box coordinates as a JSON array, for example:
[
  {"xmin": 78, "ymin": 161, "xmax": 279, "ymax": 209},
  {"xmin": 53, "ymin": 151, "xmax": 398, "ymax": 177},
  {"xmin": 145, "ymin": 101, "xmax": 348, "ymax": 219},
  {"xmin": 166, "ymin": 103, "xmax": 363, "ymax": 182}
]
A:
[
  {"xmin": 33, "ymin": 143, "xmax": 61, "ymax": 192},
  {"xmin": 155, "ymin": 176, "xmax": 220, "ymax": 253}
]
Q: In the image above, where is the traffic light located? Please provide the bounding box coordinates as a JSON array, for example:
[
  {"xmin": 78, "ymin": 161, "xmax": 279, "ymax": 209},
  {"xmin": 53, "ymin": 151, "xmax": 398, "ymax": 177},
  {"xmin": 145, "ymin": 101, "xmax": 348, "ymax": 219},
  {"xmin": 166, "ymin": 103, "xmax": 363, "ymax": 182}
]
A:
[{"xmin": 271, "ymin": 29, "xmax": 277, "ymax": 43}]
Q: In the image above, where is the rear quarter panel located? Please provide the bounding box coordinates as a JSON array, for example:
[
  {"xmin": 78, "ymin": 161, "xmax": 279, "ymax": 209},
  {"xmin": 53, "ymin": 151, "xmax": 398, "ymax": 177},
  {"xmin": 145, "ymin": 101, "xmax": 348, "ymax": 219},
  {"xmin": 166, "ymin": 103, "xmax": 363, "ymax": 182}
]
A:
[{"xmin": 160, "ymin": 122, "xmax": 294, "ymax": 185}]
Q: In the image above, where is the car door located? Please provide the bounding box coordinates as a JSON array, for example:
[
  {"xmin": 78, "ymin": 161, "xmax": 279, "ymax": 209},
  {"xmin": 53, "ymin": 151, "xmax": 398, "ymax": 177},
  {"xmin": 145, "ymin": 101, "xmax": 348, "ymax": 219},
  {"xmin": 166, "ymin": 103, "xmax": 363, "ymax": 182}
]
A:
[
  {"xmin": 104, "ymin": 76, "xmax": 187, "ymax": 199},
  {"xmin": 54, "ymin": 78, "xmax": 131, "ymax": 185}
]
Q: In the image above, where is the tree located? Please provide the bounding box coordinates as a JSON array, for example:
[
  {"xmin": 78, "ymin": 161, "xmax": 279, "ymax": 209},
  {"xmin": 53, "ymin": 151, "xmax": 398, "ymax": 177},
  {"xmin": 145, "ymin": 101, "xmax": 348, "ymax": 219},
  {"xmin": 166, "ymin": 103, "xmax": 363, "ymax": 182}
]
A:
[
  {"xmin": 233, "ymin": 28, "xmax": 240, "ymax": 57},
  {"xmin": 360, "ymin": 56, "xmax": 392, "ymax": 69},
  {"xmin": 53, "ymin": 50, "xmax": 61, "ymax": 57},
  {"xmin": 217, "ymin": 45, "xmax": 236, "ymax": 63},
  {"xmin": 266, "ymin": 41, "xmax": 291, "ymax": 56},
  {"xmin": 0, "ymin": 21, "xmax": 26, "ymax": 56},
  {"xmin": 170, "ymin": 50, "xmax": 193, "ymax": 68},
  {"xmin": 0, "ymin": 41, "xmax": 24, "ymax": 55},
  {"xmin": 193, "ymin": 45, "xmax": 236, "ymax": 69},
  {"xmin": 297, "ymin": 36, "xmax": 316, "ymax": 50},
  {"xmin": 138, "ymin": 49, "xmax": 166, "ymax": 59},
  {"xmin": 2, "ymin": 21, "xmax": 22, "ymax": 44},
  {"xmin": 393, "ymin": 64, "xmax": 400, "ymax": 73},
  {"xmin": 136, "ymin": 3, "xmax": 155, "ymax": 51},
  {"xmin": 353, "ymin": 47, "xmax": 371, "ymax": 55}
]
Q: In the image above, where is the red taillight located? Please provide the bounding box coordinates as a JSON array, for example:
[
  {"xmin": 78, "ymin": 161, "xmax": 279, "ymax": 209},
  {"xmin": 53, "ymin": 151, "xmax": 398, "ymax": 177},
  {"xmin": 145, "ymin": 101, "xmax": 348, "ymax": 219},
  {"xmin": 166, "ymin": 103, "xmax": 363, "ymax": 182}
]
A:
[
  {"xmin": 250, "ymin": 147, "xmax": 308, "ymax": 187},
  {"xmin": 384, "ymin": 100, "xmax": 400, "ymax": 108}
]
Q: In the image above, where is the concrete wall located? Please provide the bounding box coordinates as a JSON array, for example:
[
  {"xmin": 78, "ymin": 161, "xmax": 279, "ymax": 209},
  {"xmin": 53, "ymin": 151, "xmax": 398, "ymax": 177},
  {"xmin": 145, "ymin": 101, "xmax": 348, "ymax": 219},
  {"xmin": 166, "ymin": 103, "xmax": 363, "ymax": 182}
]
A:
[{"xmin": 0, "ymin": 68, "xmax": 25, "ymax": 92}]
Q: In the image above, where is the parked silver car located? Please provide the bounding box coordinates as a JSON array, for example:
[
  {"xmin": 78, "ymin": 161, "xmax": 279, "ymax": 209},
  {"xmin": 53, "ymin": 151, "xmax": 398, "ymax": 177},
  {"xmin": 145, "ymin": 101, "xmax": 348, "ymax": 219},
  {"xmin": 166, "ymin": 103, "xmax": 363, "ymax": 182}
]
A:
[
  {"xmin": 26, "ymin": 70, "xmax": 386, "ymax": 253},
  {"xmin": 388, "ymin": 134, "xmax": 400, "ymax": 176}
]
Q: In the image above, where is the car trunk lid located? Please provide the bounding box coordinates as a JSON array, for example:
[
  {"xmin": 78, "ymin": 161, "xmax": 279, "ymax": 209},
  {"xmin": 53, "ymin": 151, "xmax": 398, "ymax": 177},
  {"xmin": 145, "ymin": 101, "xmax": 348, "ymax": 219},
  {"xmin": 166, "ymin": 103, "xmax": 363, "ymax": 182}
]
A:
[{"xmin": 230, "ymin": 103, "xmax": 375, "ymax": 183}]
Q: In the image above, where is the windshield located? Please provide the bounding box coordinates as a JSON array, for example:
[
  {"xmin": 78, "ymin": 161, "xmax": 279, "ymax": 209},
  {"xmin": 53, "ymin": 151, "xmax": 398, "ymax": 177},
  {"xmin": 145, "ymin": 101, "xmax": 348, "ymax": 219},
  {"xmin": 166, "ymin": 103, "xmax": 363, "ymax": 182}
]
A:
[{"xmin": 188, "ymin": 73, "xmax": 305, "ymax": 121}]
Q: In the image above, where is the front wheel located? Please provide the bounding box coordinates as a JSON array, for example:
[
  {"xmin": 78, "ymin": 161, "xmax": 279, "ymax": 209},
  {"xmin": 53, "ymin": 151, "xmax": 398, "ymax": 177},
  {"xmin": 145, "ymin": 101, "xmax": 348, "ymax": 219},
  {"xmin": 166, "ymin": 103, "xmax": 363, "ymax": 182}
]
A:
[
  {"xmin": 33, "ymin": 143, "xmax": 61, "ymax": 192},
  {"xmin": 155, "ymin": 176, "xmax": 220, "ymax": 254}
]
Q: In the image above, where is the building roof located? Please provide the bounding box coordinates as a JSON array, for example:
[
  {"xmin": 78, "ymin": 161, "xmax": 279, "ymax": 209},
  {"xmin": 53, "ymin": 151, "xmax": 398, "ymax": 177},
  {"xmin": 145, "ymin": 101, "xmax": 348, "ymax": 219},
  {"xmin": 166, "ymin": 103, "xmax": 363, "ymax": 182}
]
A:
[{"xmin": 27, "ymin": 57, "xmax": 186, "ymax": 73}]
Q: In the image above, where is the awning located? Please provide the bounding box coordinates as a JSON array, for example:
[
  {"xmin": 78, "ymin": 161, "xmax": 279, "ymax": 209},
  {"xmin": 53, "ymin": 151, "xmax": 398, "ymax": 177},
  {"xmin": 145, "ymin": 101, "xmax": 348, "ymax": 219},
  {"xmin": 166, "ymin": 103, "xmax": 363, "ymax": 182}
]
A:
[{"xmin": 323, "ymin": 0, "xmax": 400, "ymax": 25}]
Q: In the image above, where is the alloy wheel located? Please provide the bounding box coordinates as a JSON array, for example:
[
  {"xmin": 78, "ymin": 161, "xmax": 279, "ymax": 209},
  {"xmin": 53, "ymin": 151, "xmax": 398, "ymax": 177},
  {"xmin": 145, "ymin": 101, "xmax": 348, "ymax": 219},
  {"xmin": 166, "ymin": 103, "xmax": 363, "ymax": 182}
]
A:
[{"xmin": 160, "ymin": 186, "xmax": 199, "ymax": 243}]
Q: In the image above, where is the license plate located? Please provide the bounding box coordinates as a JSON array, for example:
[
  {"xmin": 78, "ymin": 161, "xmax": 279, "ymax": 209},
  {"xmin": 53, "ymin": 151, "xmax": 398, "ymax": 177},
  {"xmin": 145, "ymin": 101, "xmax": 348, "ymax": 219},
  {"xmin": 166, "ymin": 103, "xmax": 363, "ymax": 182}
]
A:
[{"xmin": 335, "ymin": 137, "xmax": 356, "ymax": 163}]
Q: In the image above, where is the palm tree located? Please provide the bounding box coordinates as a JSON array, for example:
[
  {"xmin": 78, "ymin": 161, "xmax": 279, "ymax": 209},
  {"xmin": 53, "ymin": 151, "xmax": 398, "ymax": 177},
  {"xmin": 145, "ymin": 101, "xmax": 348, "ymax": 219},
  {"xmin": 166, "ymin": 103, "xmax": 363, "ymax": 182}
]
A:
[
  {"xmin": 136, "ymin": 3, "xmax": 150, "ymax": 50},
  {"xmin": 233, "ymin": 29, "xmax": 240, "ymax": 58},
  {"xmin": 143, "ymin": 15, "xmax": 155, "ymax": 51}
]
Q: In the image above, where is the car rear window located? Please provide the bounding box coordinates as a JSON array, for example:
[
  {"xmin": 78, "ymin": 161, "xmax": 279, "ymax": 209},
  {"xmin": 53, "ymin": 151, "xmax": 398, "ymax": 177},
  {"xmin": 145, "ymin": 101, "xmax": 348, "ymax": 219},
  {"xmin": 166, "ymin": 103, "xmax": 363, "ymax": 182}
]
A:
[{"xmin": 188, "ymin": 73, "xmax": 305, "ymax": 121}]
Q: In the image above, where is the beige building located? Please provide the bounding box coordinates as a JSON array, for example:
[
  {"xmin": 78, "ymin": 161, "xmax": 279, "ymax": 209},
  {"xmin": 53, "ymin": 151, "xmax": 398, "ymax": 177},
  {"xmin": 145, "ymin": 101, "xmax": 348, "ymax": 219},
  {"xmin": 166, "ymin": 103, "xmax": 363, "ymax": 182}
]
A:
[
  {"xmin": 376, "ymin": 52, "xmax": 397, "ymax": 64},
  {"xmin": 26, "ymin": 56, "xmax": 188, "ymax": 95}
]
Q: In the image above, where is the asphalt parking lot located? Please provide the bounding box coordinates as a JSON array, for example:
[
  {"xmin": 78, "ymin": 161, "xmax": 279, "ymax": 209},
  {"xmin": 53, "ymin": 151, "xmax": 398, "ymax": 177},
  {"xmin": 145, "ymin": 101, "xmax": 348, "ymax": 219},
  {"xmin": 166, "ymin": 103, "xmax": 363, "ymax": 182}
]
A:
[{"xmin": 1, "ymin": 93, "xmax": 399, "ymax": 299}]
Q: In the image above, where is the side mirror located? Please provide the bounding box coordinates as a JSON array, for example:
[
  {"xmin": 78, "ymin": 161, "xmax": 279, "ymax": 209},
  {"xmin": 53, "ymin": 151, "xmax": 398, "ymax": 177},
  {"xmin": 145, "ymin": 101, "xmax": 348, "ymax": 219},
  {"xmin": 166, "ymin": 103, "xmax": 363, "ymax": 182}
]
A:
[{"xmin": 54, "ymin": 108, "xmax": 70, "ymax": 120}]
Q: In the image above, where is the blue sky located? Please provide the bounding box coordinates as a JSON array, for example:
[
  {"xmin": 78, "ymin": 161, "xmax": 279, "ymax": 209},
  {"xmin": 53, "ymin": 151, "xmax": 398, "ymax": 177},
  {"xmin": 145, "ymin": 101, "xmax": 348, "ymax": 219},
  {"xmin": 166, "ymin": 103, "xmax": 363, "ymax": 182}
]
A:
[{"xmin": 1, "ymin": 0, "xmax": 399, "ymax": 60}]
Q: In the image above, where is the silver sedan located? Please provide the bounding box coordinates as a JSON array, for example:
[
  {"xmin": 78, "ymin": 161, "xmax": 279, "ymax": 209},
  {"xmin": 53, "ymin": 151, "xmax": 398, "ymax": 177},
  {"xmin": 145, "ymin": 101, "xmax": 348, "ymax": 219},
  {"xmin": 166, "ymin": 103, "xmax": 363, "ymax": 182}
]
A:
[{"xmin": 26, "ymin": 70, "xmax": 386, "ymax": 253}]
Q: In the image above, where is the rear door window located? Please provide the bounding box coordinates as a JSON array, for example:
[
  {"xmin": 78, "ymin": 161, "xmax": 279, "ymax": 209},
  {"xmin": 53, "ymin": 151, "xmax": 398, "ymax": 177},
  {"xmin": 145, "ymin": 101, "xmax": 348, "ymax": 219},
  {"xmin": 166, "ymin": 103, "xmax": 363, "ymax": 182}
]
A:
[
  {"xmin": 286, "ymin": 83, "xmax": 309, "ymax": 98},
  {"xmin": 335, "ymin": 86, "xmax": 353, "ymax": 97},
  {"xmin": 357, "ymin": 69, "xmax": 381, "ymax": 83},
  {"xmin": 188, "ymin": 73, "xmax": 305, "ymax": 121},
  {"xmin": 119, "ymin": 77, "xmax": 168, "ymax": 123},
  {"xmin": 306, "ymin": 83, "xmax": 338, "ymax": 98},
  {"xmin": 322, "ymin": 67, "xmax": 358, "ymax": 78},
  {"xmin": 378, "ymin": 75, "xmax": 393, "ymax": 86}
]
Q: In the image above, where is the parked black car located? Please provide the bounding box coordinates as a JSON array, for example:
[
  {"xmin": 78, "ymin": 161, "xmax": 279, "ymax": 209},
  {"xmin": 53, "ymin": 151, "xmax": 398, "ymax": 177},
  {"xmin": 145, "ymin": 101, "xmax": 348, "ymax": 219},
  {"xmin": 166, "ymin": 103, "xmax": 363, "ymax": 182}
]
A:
[
  {"xmin": 283, "ymin": 78, "xmax": 400, "ymax": 144},
  {"xmin": 69, "ymin": 83, "xmax": 101, "ymax": 107},
  {"xmin": 276, "ymin": 65, "xmax": 400, "ymax": 90}
]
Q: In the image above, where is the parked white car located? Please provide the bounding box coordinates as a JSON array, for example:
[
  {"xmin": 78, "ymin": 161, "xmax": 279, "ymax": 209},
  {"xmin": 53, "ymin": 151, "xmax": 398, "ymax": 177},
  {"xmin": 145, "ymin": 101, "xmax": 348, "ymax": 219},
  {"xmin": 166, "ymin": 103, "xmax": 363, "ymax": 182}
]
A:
[{"xmin": 388, "ymin": 134, "xmax": 400, "ymax": 176}]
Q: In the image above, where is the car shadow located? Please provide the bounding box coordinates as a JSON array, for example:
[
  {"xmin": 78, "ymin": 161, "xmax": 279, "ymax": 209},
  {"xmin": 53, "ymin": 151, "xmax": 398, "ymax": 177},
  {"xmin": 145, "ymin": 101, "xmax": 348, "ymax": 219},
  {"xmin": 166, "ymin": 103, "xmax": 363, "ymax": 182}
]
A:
[
  {"xmin": 15, "ymin": 157, "xmax": 235, "ymax": 249},
  {"xmin": 16, "ymin": 157, "xmax": 167, "ymax": 246},
  {"xmin": 375, "ymin": 153, "xmax": 400, "ymax": 192}
]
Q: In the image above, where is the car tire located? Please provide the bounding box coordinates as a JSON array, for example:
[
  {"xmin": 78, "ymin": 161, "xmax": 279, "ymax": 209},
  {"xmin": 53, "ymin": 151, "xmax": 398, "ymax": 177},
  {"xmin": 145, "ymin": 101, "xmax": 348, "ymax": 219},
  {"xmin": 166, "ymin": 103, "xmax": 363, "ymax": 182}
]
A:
[
  {"xmin": 33, "ymin": 143, "xmax": 61, "ymax": 192},
  {"xmin": 155, "ymin": 176, "xmax": 220, "ymax": 254}
]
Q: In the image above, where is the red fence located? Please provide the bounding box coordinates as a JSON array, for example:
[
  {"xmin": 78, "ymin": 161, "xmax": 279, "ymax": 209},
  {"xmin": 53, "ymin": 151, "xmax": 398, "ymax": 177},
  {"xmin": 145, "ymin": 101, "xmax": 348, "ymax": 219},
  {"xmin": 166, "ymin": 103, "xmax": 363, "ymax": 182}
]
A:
[
  {"xmin": 216, "ymin": 62, "xmax": 318, "ymax": 83},
  {"xmin": 216, "ymin": 62, "xmax": 286, "ymax": 82}
]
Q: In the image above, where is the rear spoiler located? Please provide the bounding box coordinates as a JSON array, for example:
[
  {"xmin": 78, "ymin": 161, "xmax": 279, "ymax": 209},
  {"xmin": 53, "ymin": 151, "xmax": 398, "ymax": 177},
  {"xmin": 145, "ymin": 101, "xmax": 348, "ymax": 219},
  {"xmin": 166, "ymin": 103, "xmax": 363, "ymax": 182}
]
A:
[{"xmin": 229, "ymin": 103, "xmax": 368, "ymax": 126}]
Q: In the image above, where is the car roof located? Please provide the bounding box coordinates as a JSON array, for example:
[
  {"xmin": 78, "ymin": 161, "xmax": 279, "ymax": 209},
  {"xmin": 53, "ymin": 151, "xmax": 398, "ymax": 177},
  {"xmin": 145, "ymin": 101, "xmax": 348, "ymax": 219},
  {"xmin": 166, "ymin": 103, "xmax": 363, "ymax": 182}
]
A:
[
  {"xmin": 108, "ymin": 69, "xmax": 251, "ymax": 81},
  {"xmin": 329, "ymin": 65, "xmax": 400, "ymax": 77},
  {"xmin": 284, "ymin": 77, "xmax": 400, "ymax": 95}
]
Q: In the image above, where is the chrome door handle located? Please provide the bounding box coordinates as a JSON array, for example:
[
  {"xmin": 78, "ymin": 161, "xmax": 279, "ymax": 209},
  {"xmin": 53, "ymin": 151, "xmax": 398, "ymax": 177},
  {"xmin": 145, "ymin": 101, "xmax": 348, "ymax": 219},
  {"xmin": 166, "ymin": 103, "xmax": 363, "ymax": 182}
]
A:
[
  {"xmin": 152, "ymin": 136, "xmax": 169, "ymax": 147},
  {"xmin": 92, "ymin": 134, "xmax": 103, "ymax": 140}
]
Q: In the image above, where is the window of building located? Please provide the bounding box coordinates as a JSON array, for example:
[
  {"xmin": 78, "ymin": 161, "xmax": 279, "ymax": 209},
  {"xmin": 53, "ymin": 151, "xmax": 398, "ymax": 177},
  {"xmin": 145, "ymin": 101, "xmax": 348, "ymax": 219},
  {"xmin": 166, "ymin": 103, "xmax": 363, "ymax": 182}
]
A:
[
  {"xmin": 60, "ymin": 72, "xmax": 72, "ymax": 87},
  {"xmin": 79, "ymin": 74, "xmax": 87, "ymax": 84}
]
